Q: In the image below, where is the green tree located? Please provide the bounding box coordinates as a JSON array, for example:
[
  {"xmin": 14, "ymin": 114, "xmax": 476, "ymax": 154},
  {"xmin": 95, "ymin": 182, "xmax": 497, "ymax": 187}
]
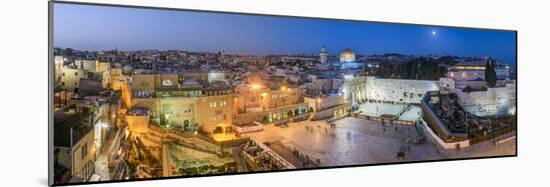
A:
[{"xmin": 485, "ymin": 59, "xmax": 497, "ymax": 87}]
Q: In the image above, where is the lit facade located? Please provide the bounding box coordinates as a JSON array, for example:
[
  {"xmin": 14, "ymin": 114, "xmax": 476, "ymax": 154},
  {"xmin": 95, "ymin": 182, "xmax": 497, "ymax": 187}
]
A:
[
  {"xmin": 130, "ymin": 73, "xmax": 235, "ymax": 135},
  {"xmin": 446, "ymin": 61, "xmax": 511, "ymax": 81},
  {"xmin": 365, "ymin": 76, "xmax": 439, "ymax": 104},
  {"xmin": 233, "ymin": 84, "xmax": 308, "ymax": 125},
  {"xmin": 341, "ymin": 75, "xmax": 368, "ymax": 105},
  {"xmin": 54, "ymin": 55, "xmax": 65, "ymax": 86},
  {"xmin": 440, "ymin": 78, "xmax": 517, "ymax": 117},
  {"xmin": 235, "ymin": 84, "xmax": 304, "ymax": 113},
  {"xmin": 304, "ymin": 95, "xmax": 351, "ymax": 120},
  {"xmin": 59, "ymin": 67, "xmax": 86, "ymax": 91}
]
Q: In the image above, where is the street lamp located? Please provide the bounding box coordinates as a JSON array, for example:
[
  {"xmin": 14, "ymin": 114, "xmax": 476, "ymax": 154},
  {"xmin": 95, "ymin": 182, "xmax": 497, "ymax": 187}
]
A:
[
  {"xmin": 316, "ymin": 98, "xmax": 322, "ymax": 111},
  {"xmin": 251, "ymin": 84, "xmax": 261, "ymax": 90},
  {"xmin": 101, "ymin": 122, "xmax": 109, "ymax": 129}
]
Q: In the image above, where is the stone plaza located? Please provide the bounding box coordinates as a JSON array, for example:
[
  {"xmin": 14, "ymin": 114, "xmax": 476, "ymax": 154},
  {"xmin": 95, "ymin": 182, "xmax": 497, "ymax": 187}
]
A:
[{"xmin": 247, "ymin": 115, "xmax": 515, "ymax": 167}]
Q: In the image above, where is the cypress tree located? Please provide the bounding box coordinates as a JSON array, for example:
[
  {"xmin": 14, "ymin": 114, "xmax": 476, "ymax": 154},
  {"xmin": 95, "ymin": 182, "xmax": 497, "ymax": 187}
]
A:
[{"xmin": 485, "ymin": 59, "xmax": 497, "ymax": 87}]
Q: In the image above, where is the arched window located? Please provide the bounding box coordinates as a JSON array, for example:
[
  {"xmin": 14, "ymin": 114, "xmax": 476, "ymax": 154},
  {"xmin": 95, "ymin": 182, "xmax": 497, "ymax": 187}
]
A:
[{"xmin": 162, "ymin": 79, "xmax": 173, "ymax": 86}]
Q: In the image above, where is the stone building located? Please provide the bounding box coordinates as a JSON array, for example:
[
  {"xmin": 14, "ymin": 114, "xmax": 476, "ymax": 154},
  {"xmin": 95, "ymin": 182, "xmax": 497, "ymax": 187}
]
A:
[
  {"xmin": 59, "ymin": 67, "xmax": 86, "ymax": 92},
  {"xmin": 130, "ymin": 73, "xmax": 235, "ymax": 135},
  {"xmin": 365, "ymin": 76, "xmax": 439, "ymax": 104},
  {"xmin": 440, "ymin": 78, "xmax": 516, "ymax": 117},
  {"xmin": 341, "ymin": 75, "xmax": 368, "ymax": 105},
  {"xmin": 54, "ymin": 106, "xmax": 97, "ymax": 183}
]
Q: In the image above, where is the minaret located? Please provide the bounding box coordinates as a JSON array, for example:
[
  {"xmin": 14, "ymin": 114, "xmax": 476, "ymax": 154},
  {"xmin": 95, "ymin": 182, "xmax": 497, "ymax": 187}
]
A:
[
  {"xmin": 320, "ymin": 46, "xmax": 328, "ymax": 64},
  {"xmin": 218, "ymin": 49, "xmax": 225, "ymax": 63}
]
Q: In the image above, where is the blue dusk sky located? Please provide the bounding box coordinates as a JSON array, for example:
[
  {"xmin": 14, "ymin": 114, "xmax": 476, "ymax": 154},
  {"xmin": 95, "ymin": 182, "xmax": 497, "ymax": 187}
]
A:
[{"xmin": 54, "ymin": 3, "xmax": 517, "ymax": 65}]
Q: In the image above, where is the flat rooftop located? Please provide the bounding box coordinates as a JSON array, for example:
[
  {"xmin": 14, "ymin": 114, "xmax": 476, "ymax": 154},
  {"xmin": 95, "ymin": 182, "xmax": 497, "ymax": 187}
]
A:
[{"xmin": 54, "ymin": 107, "xmax": 94, "ymax": 147}]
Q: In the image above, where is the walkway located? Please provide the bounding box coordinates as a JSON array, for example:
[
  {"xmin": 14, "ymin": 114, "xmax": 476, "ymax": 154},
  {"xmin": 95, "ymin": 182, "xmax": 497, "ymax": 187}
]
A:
[
  {"xmin": 268, "ymin": 142, "xmax": 306, "ymax": 168},
  {"xmin": 94, "ymin": 131, "xmax": 117, "ymax": 181}
]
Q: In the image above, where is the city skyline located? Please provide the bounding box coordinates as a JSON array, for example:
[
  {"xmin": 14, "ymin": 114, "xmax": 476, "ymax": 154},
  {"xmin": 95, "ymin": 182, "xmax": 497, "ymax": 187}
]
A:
[
  {"xmin": 54, "ymin": 3, "xmax": 516, "ymax": 65},
  {"xmin": 51, "ymin": 2, "xmax": 517, "ymax": 185}
]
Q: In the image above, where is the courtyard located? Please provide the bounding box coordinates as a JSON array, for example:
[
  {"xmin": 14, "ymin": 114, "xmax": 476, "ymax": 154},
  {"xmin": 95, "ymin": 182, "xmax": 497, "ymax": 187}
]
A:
[{"xmin": 246, "ymin": 116, "xmax": 516, "ymax": 168}]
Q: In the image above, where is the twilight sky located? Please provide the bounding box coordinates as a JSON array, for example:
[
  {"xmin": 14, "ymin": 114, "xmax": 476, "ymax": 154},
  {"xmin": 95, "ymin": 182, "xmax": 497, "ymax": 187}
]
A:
[{"xmin": 54, "ymin": 3, "xmax": 517, "ymax": 65}]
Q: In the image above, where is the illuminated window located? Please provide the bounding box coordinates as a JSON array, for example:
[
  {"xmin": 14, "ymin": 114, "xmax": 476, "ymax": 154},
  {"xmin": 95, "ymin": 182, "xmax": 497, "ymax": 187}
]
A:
[{"xmin": 162, "ymin": 79, "xmax": 173, "ymax": 86}]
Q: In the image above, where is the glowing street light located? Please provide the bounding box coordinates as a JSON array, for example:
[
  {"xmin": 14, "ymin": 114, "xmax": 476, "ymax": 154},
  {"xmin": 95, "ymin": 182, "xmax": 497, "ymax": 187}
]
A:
[
  {"xmin": 100, "ymin": 122, "xmax": 109, "ymax": 129},
  {"xmin": 251, "ymin": 84, "xmax": 261, "ymax": 90}
]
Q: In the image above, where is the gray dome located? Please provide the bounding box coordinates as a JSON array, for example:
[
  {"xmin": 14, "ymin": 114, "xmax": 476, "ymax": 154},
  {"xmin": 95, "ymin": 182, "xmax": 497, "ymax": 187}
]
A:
[
  {"xmin": 181, "ymin": 79, "xmax": 201, "ymax": 88},
  {"xmin": 122, "ymin": 65, "xmax": 133, "ymax": 74}
]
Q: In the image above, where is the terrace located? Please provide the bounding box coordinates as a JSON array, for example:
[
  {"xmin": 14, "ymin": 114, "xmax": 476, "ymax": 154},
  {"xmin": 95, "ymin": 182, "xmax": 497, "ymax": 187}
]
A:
[{"xmin": 54, "ymin": 106, "xmax": 95, "ymax": 148}]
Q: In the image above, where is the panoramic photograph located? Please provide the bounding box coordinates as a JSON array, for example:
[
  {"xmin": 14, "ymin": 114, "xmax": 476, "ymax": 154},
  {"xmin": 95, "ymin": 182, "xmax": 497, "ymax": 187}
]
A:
[{"xmin": 51, "ymin": 2, "xmax": 517, "ymax": 185}]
